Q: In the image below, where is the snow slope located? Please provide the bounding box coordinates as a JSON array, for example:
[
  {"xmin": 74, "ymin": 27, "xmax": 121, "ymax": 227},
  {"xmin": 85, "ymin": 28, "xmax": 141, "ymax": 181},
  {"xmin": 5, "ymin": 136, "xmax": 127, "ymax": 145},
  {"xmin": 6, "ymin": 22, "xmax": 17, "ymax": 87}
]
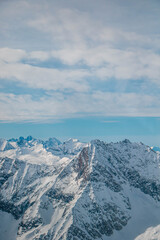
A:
[
  {"xmin": 0, "ymin": 137, "xmax": 160, "ymax": 240},
  {"xmin": 0, "ymin": 210, "xmax": 20, "ymax": 240},
  {"xmin": 135, "ymin": 224, "xmax": 160, "ymax": 240}
]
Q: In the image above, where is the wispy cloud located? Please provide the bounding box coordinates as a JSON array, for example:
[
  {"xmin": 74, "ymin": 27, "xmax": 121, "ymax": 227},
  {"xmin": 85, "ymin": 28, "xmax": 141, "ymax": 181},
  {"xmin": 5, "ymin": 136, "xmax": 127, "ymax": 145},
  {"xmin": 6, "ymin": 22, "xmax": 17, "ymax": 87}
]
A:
[
  {"xmin": 1, "ymin": 47, "xmax": 160, "ymax": 87},
  {"xmin": 0, "ymin": 56, "xmax": 90, "ymax": 92},
  {"xmin": 0, "ymin": 91, "xmax": 160, "ymax": 122}
]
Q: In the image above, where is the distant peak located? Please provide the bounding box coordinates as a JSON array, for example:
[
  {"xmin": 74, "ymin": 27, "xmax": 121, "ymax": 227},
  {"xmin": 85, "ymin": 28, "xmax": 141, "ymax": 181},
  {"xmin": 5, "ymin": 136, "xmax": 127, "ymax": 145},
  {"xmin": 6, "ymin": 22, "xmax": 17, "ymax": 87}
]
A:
[
  {"xmin": 66, "ymin": 138, "xmax": 79, "ymax": 143},
  {"xmin": 26, "ymin": 136, "xmax": 34, "ymax": 141},
  {"xmin": 19, "ymin": 136, "xmax": 24, "ymax": 140},
  {"xmin": 47, "ymin": 137, "xmax": 61, "ymax": 145},
  {"xmin": 122, "ymin": 139, "xmax": 131, "ymax": 144},
  {"xmin": 8, "ymin": 138, "xmax": 18, "ymax": 142},
  {"xmin": 90, "ymin": 139, "xmax": 105, "ymax": 145}
]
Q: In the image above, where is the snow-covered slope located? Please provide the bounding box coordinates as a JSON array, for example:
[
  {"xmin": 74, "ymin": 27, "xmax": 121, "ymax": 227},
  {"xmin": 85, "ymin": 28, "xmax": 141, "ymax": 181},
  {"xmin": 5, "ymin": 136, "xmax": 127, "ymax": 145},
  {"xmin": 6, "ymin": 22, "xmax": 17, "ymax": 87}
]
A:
[
  {"xmin": 135, "ymin": 224, "xmax": 160, "ymax": 240},
  {"xmin": 60, "ymin": 138, "xmax": 86, "ymax": 154},
  {"xmin": 0, "ymin": 138, "xmax": 15, "ymax": 151},
  {"xmin": 0, "ymin": 137, "xmax": 160, "ymax": 240}
]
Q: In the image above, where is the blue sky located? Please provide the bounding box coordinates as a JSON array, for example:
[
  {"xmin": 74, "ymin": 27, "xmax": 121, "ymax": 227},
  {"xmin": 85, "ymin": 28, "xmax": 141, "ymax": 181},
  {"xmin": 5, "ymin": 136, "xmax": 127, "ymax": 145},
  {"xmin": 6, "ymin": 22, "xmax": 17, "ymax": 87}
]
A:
[
  {"xmin": 0, "ymin": 117, "xmax": 160, "ymax": 146},
  {"xmin": 0, "ymin": 0, "xmax": 160, "ymax": 145}
]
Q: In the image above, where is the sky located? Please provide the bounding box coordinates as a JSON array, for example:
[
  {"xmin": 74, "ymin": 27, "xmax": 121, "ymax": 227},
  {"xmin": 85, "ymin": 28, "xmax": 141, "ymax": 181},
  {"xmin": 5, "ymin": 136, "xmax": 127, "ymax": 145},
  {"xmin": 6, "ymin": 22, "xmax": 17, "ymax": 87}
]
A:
[{"xmin": 0, "ymin": 0, "xmax": 160, "ymax": 145}]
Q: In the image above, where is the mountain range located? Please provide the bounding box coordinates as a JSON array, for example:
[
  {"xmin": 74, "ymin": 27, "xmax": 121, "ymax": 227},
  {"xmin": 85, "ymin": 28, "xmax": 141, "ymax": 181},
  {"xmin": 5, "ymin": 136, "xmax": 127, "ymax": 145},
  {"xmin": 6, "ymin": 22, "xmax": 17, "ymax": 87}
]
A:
[{"xmin": 0, "ymin": 136, "xmax": 160, "ymax": 240}]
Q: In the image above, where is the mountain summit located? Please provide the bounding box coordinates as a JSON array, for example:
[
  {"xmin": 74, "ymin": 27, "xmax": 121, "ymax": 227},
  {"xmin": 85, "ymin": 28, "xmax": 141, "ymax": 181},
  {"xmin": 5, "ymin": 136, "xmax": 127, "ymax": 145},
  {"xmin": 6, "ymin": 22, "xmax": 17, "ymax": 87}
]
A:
[{"xmin": 0, "ymin": 137, "xmax": 160, "ymax": 240}]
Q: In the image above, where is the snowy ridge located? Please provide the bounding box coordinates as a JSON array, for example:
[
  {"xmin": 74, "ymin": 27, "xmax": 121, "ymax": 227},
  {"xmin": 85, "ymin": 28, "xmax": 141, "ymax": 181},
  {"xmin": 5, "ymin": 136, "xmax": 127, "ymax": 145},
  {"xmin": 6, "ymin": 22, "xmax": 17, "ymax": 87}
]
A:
[
  {"xmin": 0, "ymin": 138, "xmax": 15, "ymax": 151},
  {"xmin": 0, "ymin": 137, "xmax": 160, "ymax": 240}
]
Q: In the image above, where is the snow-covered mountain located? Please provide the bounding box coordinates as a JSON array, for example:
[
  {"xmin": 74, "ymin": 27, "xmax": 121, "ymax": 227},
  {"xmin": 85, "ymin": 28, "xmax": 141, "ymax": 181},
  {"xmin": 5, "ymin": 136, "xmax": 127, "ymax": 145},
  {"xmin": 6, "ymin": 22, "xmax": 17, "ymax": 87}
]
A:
[{"xmin": 0, "ymin": 137, "xmax": 160, "ymax": 240}]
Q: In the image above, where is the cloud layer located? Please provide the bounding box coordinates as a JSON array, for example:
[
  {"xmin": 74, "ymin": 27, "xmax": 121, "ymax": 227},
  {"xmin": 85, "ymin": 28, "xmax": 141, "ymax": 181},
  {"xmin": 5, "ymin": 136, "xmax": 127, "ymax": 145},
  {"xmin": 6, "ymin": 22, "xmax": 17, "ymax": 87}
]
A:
[{"xmin": 0, "ymin": 0, "xmax": 160, "ymax": 121}]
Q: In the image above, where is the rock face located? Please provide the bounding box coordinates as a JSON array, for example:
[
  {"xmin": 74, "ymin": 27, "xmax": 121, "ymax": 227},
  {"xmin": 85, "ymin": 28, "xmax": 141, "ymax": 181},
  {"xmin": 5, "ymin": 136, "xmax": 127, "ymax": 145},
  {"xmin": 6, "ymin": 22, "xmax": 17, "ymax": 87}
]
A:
[{"xmin": 0, "ymin": 137, "xmax": 160, "ymax": 240}]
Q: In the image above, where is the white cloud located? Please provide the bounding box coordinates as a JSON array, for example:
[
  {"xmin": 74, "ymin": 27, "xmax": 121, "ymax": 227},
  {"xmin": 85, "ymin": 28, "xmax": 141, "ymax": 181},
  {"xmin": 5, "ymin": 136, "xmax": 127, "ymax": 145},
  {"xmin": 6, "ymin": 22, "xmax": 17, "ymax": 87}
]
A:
[
  {"xmin": 0, "ymin": 48, "xmax": 51, "ymax": 63},
  {"xmin": 26, "ymin": 3, "xmax": 160, "ymax": 85},
  {"xmin": 0, "ymin": 48, "xmax": 26, "ymax": 63},
  {"xmin": 0, "ymin": 91, "xmax": 159, "ymax": 122},
  {"xmin": 52, "ymin": 47, "xmax": 160, "ymax": 83},
  {"xmin": 28, "ymin": 51, "xmax": 50, "ymax": 61},
  {"xmin": 1, "ymin": 46, "xmax": 160, "ymax": 89},
  {"xmin": 27, "ymin": 2, "xmax": 160, "ymax": 50},
  {"xmin": 0, "ymin": 60, "xmax": 90, "ymax": 92}
]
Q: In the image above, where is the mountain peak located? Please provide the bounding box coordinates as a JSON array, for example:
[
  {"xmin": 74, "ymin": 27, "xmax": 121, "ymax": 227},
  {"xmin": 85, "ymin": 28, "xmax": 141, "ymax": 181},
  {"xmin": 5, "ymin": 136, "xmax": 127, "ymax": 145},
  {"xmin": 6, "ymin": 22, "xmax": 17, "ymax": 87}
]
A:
[
  {"xmin": 122, "ymin": 139, "xmax": 131, "ymax": 144},
  {"xmin": 65, "ymin": 138, "xmax": 79, "ymax": 143},
  {"xmin": 26, "ymin": 135, "xmax": 34, "ymax": 141}
]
